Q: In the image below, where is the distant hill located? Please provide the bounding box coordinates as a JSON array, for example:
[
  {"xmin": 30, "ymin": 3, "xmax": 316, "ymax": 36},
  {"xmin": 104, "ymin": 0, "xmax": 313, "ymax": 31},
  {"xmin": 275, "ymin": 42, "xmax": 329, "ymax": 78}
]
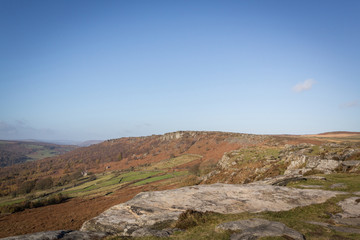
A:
[
  {"xmin": 317, "ymin": 131, "xmax": 360, "ymax": 135},
  {"xmin": 0, "ymin": 131, "xmax": 323, "ymax": 187},
  {"xmin": 305, "ymin": 131, "xmax": 360, "ymax": 142},
  {"xmin": 0, "ymin": 140, "xmax": 78, "ymax": 167},
  {"xmin": 77, "ymin": 140, "xmax": 103, "ymax": 147}
]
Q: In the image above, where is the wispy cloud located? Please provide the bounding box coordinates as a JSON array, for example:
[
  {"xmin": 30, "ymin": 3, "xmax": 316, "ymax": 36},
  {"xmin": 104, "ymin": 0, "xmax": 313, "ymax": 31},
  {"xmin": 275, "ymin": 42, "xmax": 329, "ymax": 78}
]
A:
[
  {"xmin": 292, "ymin": 79, "xmax": 316, "ymax": 92},
  {"xmin": 340, "ymin": 100, "xmax": 359, "ymax": 109}
]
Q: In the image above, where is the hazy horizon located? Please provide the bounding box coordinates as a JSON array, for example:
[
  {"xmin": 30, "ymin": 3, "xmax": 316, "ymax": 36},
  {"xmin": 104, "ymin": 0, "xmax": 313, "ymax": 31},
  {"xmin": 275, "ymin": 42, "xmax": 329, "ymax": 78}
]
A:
[{"xmin": 1, "ymin": 0, "xmax": 360, "ymax": 141}]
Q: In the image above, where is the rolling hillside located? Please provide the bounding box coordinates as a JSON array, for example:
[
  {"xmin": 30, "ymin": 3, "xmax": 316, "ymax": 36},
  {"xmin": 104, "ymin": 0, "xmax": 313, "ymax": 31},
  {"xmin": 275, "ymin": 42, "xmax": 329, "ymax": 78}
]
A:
[
  {"xmin": 0, "ymin": 131, "xmax": 359, "ymax": 238},
  {"xmin": 0, "ymin": 140, "xmax": 77, "ymax": 167}
]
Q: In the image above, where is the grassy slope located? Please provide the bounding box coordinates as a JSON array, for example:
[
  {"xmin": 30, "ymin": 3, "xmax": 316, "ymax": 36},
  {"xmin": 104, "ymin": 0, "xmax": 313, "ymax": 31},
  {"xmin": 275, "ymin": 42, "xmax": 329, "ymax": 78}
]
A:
[{"xmin": 0, "ymin": 154, "xmax": 200, "ymax": 210}]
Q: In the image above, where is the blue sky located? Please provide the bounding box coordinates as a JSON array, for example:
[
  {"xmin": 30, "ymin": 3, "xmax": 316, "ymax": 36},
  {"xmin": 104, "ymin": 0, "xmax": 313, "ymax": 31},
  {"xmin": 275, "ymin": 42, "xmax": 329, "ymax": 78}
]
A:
[{"xmin": 1, "ymin": 0, "xmax": 359, "ymax": 141}]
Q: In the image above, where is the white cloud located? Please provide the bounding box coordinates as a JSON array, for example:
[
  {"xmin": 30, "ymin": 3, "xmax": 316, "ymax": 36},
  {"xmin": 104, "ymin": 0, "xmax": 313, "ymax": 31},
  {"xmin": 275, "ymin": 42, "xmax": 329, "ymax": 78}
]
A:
[
  {"xmin": 340, "ymin": 100, "xmax": 359, "ymax": 109},
  {"xmin": 292, "ymin": 79, "xmax": 316, "ymax": 92}
]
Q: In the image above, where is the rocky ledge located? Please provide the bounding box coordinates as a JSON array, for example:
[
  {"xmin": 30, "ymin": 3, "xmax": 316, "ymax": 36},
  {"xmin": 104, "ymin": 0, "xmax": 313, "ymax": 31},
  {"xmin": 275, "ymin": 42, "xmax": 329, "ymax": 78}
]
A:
[
  {"xmin": 80, "ymin": 183, "xmax": 341, "ymax": 237},
  {"xmin": 0, "ymin": 230, "xmax": 106, "ymax": 240},
  {"xmin": 216, "ymin": 218, "xmax": 305, "ymax": 240}
]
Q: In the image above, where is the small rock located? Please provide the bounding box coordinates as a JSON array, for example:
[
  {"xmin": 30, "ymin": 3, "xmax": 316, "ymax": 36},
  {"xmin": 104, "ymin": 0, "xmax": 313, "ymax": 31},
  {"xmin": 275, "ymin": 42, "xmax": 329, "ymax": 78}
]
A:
[
  {"xmin": 335, "ymin": 197, "xmax": 360, "ymax": 218},
  {"xmin": 341, "ymin": 160, "xmax": 360, "ymax": 167},
  {"xmin": 315, "ymin": 160, "xmax": 341, "ymax": 174},
  {"xmin": 298, "ymin": 185, "xmax": 323, "ymax": 189},
  {"xmin": 330, "ymin": 183, "xmax": 347, "ymax": 189},
  {"xmin": 304, "ymin": 176, "xmax": 327, "ymax": 181},
  {"xmin": 307, "ymin": 221, "xmax": 360, "ymax": 234},
  {"xmin": 251, "ymin": 174, "xmax": 306, "ymax": 186},
  {"xmin": 333, "ymin": 217, "xmax": 360, "ymax": 227},
  {"xmin": 131, "ymin": 227, "xmax": 181, "ymax": 237},
  {"xmin": 216, "ymin": 218, "xmax": 305, "ymax": 240}
]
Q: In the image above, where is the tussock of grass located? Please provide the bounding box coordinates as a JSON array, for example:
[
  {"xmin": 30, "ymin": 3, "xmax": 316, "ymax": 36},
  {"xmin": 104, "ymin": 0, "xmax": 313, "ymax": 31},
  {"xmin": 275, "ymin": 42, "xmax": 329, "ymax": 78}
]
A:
[{"xmin": 288, "ymin": 173, "xmax": 360, "ymax": 192}]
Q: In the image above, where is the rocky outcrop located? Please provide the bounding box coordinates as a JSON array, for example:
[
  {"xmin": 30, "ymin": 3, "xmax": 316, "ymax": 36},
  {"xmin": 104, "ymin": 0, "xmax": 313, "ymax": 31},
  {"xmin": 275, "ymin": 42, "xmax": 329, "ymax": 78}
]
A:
[
  {"xmin": 216, "ymin": 218, "xmax": 305, "ymax": 240},
  {"xmin": 250, "ymin": 174, "xmax": 306, "ymax": 186},
  {"xmin": 282, "ymin": 143, "xmax": 360, "ymax": 175},
  {"xmin": 81, "ymin": 183, "xmax": 341, "ymax": 236},
  {"xmin": 205, "ymin": 143, "xmax": 360, "ymax": 185},
  {"xmin": 0, "ymin": 230, "xmax": 106, "ymax": 240}
]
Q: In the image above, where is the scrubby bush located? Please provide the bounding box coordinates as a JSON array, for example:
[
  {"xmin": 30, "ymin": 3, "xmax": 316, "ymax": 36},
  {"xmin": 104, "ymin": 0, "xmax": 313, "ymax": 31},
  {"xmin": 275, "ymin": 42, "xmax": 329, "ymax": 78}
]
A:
[
  {"xmin": 181, "ymin": 175, "xmax": 201, "ymax": 187},
  {"xmin": 0, "ymin": 193, "xmax": 68, "ymax": 214},
  {"xmin": 18, "ymin": 180, "xmax": 36, "ymax": 194},
  {"xmin": 174, "ymin": 209, "xmax": 208, "ymax": 229},
  {"xmin": 88, "ymin": 174, "xmax": 97, "ymax": 181},
  {"xmin": 188, "ymin": 164, "xmax": 201, "ymax": 176},
  {"xmin": 34, "ymin": 177, "xmax": 53, "ymax": 190}
]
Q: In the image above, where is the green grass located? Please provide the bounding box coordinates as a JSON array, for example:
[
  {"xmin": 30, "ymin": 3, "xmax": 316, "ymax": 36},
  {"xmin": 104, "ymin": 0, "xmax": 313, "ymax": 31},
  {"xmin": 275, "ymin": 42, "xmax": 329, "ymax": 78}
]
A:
[
  {"xmin": 226, "ymin": 147, "xmax": 280, "ymax": 165},
  {"xmin": 146, "ymin": 154, "xmax": 202, "ymax": 170},
  {"xmin": 307, "ymin": 145, "xmax": 321, "ymax": 156},
  {"xmin": 0, "ymin": 197, "xmax": 25, "ymax": 207},
  {"xmin": 288, "ymin": 173, "xmax": 360, "ymax": 192},
  {"xmin": 62, "ymin": 171, "xmax": 164, "ymax": 197},
  {"xmin": 121, "ymin": 171, "xmax": 162, "ymax": 182},
  {"xmin": 133, "ymin": 171, "xmax": 188, "ymax": 186},
  {"xmin": 26, "ymin": 149, "xmax": 57, "ymax": 160}
]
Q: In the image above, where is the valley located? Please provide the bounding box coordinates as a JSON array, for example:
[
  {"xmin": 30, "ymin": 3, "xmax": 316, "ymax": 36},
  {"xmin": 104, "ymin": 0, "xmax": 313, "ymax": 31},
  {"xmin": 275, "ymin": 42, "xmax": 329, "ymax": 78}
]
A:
[{"xmin": 0, "ymin": 140, "xmax": 77, "ymax": 168}]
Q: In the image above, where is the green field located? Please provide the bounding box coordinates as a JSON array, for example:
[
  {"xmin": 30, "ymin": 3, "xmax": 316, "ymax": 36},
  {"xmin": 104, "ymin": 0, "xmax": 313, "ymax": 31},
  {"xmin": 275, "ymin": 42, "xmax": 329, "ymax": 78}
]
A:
[{"xmin": 146, "ymin": 154, "xmax": 202, "ymax": 170}]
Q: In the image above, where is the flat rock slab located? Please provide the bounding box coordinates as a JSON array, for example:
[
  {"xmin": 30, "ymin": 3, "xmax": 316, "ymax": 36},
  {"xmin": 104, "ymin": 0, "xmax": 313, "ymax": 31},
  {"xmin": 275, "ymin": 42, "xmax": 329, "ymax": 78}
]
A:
[
  {"xmin": 333, "ymin": 217, "xmax": 360, "ymax": 227},
  {"xmin": 0, "ymin": 230, "xmax": 106, "ymax": 240},
  {"xmin": 336, "ymin": 196, "xmax": 360, "ymax": 218},
  {"xmin": 81, "ymin": 183, "xmax": 341, "ymax": 236},
  {"xmin": 331, "ymin": 196, "xmax": 360, "ymax": 227},
  {"xmin": 307, "ymin": 221, "xmax": 360, "ymax": 234},
  {"xmin": 216, "ymin": 218, "xmax": 304, "ymax": 240}
]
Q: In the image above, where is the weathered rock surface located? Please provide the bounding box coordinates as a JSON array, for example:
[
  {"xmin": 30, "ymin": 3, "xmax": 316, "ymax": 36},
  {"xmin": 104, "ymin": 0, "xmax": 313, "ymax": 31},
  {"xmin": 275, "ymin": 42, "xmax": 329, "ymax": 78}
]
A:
[
  {"xmin": 307, "ymin": 221, "xmax": 360, "ymax": 234},
  {"xmin": 216, "ymin": 218, "xmax": 305, "ymax": 240},
  {"xmin": 0, "ymin": 230, "xmax": 106, "ymax": 240},
  {"xmin": 81, "ymin": 183, "xmax": 341, "ymax": 236},
  {"xmin": 282, "ymin": 143, "xmax": 360, "ymax": 175},
  {"xmin": 330, "ymin": 183, "xmax": 347, "ymax": 189},
  {"xmin": 332, "ymin": 196, "xmax": 360, "ymax": 227},
  {"xmin": 333, "ymin": 217, "xmax": 360, "ymax": 227},
  {"xmin": 130, "ymin": 227, "xmax": 181, "ymax": 237},
  {"xmin": 335, "ymin": 196, "xmax": 360, "ymax": 218},
  {"xmin": 251, "ymin": 174, "xmax": 306, "ymax": 186},
  {"xmin": 203, "ymin": 143, "xmax": 359, "ymax": 185}
]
